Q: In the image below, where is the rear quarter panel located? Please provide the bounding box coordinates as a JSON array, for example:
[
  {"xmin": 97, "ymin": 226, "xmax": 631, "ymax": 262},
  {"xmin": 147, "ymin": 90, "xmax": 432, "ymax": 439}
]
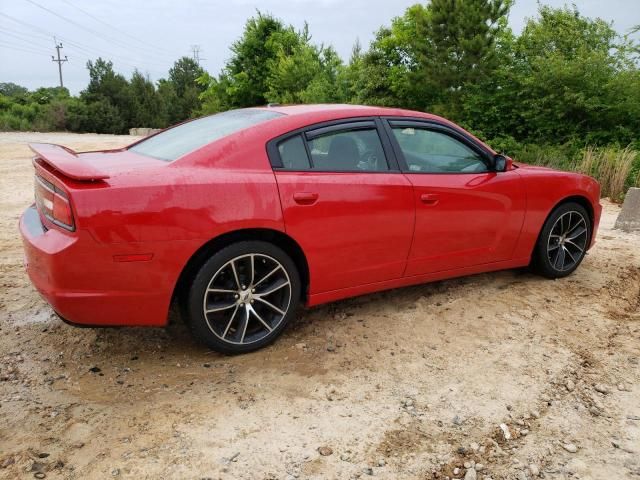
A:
[
  {"xmin": 59, "ymin": 133, "xmax": 286, "ymax": 325},
  {"xmin": 512, "ymin": 166, "xmax": 601, "ymax": 259}
]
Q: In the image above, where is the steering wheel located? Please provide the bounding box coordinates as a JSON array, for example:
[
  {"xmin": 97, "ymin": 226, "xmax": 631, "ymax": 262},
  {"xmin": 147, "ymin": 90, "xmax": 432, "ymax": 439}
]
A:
[{"xmin": 358, "ymin": 150, "xmax": 380, "ymax": 171}]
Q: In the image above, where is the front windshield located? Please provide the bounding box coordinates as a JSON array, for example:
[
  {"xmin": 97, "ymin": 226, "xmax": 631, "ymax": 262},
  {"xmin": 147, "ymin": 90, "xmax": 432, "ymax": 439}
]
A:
[{"xmin": 129, "ymin": 109, "xmax": 283, "ymax": 161}]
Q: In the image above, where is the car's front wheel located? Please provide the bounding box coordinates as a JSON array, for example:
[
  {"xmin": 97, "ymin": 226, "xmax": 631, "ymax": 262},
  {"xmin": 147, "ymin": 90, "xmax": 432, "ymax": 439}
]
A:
[
  {"xmin": 532, "ymin": 202, "xmax": 591, "ymax": 279},
  {"xmin": 187, "ymin": 241, "xmax": 301, "ymax": 354}
]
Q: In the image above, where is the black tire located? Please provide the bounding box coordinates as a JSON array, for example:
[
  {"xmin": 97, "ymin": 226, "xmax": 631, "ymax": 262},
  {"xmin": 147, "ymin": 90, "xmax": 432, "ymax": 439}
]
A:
[
  {"xmin": 532, "ymin": 202, "xmax": 591, "ymax": 279},
  {"xmin": 186, "ymin": 241, "xmax": 301, "ymax": 354}
]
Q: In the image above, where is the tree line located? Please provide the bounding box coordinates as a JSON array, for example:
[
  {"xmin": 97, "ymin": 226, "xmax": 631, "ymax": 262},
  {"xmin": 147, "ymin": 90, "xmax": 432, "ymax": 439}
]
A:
[
  {"xmin": 1, "ymin": 1, "xmax": 639, "ymax": 154},
  {"xmin": 0, "ymin": 56, "xmax": 204, "ymax": 133}
]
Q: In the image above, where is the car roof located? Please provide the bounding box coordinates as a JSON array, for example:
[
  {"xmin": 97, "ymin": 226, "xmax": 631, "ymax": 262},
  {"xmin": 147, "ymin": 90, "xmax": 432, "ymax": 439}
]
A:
[
  {"xmin": 254, "ymin": 103, "xmax": 438, "ymax": 120},
  {"xmin": 247, "ymin": 104, "xmax": 495, "ymax": 156}
]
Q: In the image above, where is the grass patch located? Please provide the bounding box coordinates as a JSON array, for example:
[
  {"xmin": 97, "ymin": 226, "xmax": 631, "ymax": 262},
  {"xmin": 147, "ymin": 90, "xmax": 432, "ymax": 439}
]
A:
[
  {"xmin": 503, "ymin": 142, "xmax": 639, "ymax": 202},
  {"xmin": 577, "ymin": 146, "xmax": 638, "ymax": 201}
]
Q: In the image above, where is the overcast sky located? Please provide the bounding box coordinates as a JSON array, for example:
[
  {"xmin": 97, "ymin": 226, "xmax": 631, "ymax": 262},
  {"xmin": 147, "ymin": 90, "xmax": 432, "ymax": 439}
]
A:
[{"xmin": 1, "ymin": 0, "xmax": 638, "ymax": 95}]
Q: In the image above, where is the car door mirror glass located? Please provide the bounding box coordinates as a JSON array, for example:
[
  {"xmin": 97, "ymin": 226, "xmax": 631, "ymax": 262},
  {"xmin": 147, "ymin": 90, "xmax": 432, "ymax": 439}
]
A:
[{"xmin": 494, "ymin": 154, "xmax": 508, "ymax": 172}]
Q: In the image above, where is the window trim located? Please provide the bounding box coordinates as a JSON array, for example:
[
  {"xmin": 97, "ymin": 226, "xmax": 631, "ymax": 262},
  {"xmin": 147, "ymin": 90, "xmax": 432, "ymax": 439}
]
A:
[
  {"xmin": 276, "ymin": 133, "xmax": 314, "ymax": 170},
  {"xmin": 381, "ymin": 117, "xmax": 495, "ymax": 174},
  {"xmin": 266, "ymin": 116, "xmax": 400, "ymax": 173},
  {"xmin": 305, "ymin": 120, "xmax": 376, "ymax": 140}
]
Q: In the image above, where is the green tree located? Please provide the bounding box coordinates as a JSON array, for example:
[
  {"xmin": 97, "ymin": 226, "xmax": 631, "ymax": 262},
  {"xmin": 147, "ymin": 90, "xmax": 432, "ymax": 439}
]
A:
[
  {"xmin": 265, "ymin": 24, "xmax": 345, "ymax": 104},
  {"xmin": 630, "ymin": 25, "xmax": 640, "ymax": 58},
  {"xmin": 81, "ymin": 58, "xmax": 133, "ymax": 133},
  {"xmin": 156, "ymin": 78, "xmax": 180, "ymax": 121},
  {"xmin": 165, "ymin": 56, "xmax": 205, "ymax": 122},
  {"xmin": 196, "ymin": 73, "xmax": 232, "ymax": 114},
  {"xmin": 414, "ymin": 0, "xmax": 510, "ymax": 119},
  {"xmin": 168, "ymin": 57, "xmax": 204, "ymax": 97},
  {"xmin": 0, "ymin": 82, "xmax": 28, "ymax": 98},
  {"xmin": 84, "ymin": 98, "xmax": 125, "ymax": 134},
  {"xmin": 224, "ymin": 13, "xmax": 293, "ymax": 107},
  {"xmin": 469, "ymin": 5, "xmax": 637, "ymax": 145},
  {"xmin": 30, "ymin": 86, "xmax": 70, "ymax": 105},
  {"xmin": 130, "ymin": 70, "xmax": 166, "ymax": 127},
  {"xmin": 298, "ymin": 46, "xmax": 345, "ymax": 103},
  {"xmin": 62, "ymin": 97, "xmax": 90, "ymax": 132},
  {"xmin": 457, "ymin": 24, "xmax": 524, "ymax": 141},
  {"xmin": 199, "ymin": 12, "xmax": 346, "ymax": 111},
  {"xmin": 347, "ymin": 5, "xmax": 425, "ymax": 108},
  {"xmin": 459, "ymin": 5, "xmax": 640, "ymax": 149},
  {"xmin": 515, "ymin": 6, "xmax": 621, "ymax": 142}
]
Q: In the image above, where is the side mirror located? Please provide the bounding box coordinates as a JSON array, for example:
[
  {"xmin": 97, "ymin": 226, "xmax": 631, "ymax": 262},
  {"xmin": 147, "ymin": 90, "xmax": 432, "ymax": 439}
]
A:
[{"xmin": 493, "ymin": 154, "xmax": 512, "ymax": 172}]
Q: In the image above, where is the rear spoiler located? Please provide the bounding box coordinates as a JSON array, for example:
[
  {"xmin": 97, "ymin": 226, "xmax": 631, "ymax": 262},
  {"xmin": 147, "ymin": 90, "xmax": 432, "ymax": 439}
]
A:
[{"xmin": 29, "ymin": 143, "xmax": 110, "ymax": 181}]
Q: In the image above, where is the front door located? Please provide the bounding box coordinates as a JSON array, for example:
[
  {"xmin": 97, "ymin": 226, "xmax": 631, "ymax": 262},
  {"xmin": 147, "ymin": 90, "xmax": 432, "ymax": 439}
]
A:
[
  {"xmin": 269, "ymin": 120, "xmax": 415, "ymax": 294},
  {"xmin": 384, "ymin": 120, "xmax": 526, "ymax": 276}
]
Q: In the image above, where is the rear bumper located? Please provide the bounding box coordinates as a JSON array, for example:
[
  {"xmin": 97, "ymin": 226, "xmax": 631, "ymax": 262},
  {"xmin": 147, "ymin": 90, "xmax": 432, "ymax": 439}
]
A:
[{"xmin": 19, "ymin": 205, "xmax": 171, "ymax": 327}]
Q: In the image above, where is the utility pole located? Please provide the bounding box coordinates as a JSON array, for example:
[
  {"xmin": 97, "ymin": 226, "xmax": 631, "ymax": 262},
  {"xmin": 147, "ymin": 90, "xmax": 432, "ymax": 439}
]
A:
[
  {"xmin": 190, "ymin": 45, "xmax": 205, "ymax": 65},
  {"xmin": 51, "ymin": 40, "xmax": 68, "ymax": 88}
]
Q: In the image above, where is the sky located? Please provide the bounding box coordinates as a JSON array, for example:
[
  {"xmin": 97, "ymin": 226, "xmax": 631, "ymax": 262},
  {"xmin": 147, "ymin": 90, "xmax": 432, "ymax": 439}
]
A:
[{"xmin": 1, "ymin": 0, "xmax": 639, "ymax": 95}]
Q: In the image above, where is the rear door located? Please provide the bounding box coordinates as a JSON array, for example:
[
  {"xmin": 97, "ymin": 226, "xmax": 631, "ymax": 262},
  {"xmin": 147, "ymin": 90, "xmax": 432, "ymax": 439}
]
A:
[
  {"xmin": 268, "ymin": 119, "xmax": 415, "ymax": 295},
  {"xmin": 383, "ymin": 119, "xmax": 526, "ymax": 276}
]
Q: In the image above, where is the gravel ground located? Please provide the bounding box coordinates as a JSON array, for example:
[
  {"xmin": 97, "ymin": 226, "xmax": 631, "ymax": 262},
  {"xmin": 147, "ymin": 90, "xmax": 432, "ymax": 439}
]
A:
[{"xmin": 0, "ymin": 132, "xmax": 639, "ymax": 480}]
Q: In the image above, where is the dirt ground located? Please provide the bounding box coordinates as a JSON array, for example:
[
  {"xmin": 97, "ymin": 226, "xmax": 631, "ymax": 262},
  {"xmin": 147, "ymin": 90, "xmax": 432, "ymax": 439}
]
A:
[{"xmin": 0, "ymin": 132, "xmax": 638, "ymax": 480}]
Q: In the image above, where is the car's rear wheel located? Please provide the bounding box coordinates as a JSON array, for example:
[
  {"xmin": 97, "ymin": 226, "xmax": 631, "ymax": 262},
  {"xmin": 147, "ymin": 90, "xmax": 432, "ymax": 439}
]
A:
[
  {"xmin": 186, "ymin": 241, "xmax": 301, "ymax": 354},
  {"xmin": 532, "ymin": 202, "xmax": 591, "ymax": 278}
]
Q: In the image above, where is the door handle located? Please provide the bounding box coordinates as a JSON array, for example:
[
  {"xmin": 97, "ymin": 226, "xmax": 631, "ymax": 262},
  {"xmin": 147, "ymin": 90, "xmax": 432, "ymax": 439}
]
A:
[
  {"xmin": 293, "ymin": 192, "xmax": 319, "ymax": 205},
  {"xmin": 420, "ymin": 193, "xmax": 439, "ymax": 206}
]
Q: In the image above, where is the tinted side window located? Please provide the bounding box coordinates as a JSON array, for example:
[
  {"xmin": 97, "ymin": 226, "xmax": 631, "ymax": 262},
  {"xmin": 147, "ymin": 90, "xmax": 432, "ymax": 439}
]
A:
[
  {"xmin": 278, "ymin": 135, "xmax": 311, "ymax": 170},
  {"xmin": 308, "ymin": 129, "xmax": 388, "ymax": 172},
  {"xmin": 392, "ymin": 128, "xmax": 488, "ymax": 173}
]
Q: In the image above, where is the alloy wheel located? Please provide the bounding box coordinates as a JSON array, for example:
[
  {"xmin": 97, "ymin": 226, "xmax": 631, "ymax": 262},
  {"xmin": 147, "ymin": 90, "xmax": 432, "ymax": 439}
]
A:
[
  {"xmin": 546, "ymin": 211, "xmax": 588, "ymax": 272},
  {"xmin": 202, "ymin": 253, "xmax": 292, "ymax": 345}
]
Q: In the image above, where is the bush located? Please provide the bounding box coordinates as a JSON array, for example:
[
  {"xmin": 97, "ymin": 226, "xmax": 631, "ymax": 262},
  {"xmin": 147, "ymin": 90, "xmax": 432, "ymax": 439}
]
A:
[
  {"xmin": 0, "ymin": 112, "xmax": 31, "ymax": 131},
  {"xmin": 577, "ymin": 146, "xmax": 639, "ymax": 201},
  {"xmin": 509, "ymin": 143, "xmax": 583, "ymax": 171},
  {"xmin": 63, "ymin": 98, "xmax": 90, "ymax": 132},
  {"xmin": 497, "ymin": 141, "xmax": 639, "ymax": 201},
  {"xmin": 84, "ymin": 99, "xmax": 126, "ymax": 134}
]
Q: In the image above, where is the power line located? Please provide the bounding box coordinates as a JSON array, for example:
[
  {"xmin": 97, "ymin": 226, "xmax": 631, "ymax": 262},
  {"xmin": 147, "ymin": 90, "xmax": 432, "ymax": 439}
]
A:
[
  {"xmin": 0, "ymin": 35, "xmax": 86, "ymax": 78},
  {"xmin": 57, "ymin": 0, "xmax": 180, "ymax": 57},
  {"xmin": 1, "ymin": 11, "xmax": 169, "ymax": 71},
  {"xmin": 61, "ymin": 41, "xmax": 145, "ymax": 71},
  {"xmin": 1, "ymin": 23, "xmax": 53, "ymax": 43},
  {"xmin": 22, "ymin": 0, "xmax": 175, "ymax": 61},
  {"xmin": 0, "ymin": 39, "xmax": 51, "ymax": 56},
  {"xmin": 1, "ymin": 8, "xmax": 187, "ymax": 88},
  {"xmin": 0, "ymin": 11, "xmax": 57, "ymax": 38},
  {"xmin": 62, "ymin": 39, "xmax": 168, "ymax": 69},
  {"xmin": 0, "ymin": 28, "xmax": 55, "ymax": 50}
]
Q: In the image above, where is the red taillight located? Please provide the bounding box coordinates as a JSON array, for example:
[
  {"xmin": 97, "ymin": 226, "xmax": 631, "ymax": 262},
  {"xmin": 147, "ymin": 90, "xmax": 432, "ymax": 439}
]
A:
[{"xmin": 35, "ymin": 174, "xmax": 75, "ymax": 230}]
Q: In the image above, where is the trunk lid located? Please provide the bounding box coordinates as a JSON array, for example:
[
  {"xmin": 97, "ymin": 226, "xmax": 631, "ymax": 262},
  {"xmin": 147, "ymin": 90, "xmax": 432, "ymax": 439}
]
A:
[{"xmin": 29, "ymin": 143, "xmax": 164, "ymax": 181}]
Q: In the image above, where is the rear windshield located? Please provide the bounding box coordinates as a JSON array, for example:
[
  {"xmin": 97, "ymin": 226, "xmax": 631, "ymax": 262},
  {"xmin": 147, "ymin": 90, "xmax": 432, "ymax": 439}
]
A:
[{"xmin": 129, "ymin": 109, "xmax": 283, "ymax": 161}]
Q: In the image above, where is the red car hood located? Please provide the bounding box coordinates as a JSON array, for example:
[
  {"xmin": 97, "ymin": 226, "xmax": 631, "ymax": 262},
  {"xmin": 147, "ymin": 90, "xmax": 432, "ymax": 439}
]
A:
[{"xmin": 513, "ymin": 162, "xmax": 553, "ymax": 171}]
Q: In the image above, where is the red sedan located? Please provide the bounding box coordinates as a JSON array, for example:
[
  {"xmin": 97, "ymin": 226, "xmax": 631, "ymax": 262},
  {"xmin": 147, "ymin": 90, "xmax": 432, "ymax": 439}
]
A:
[{"xmin": 20, "ymin": 105, "xmax": 602, "ymax": 353}]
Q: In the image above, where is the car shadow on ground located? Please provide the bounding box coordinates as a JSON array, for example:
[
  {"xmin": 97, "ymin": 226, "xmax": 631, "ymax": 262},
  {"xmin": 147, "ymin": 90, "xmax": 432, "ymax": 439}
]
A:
[{"xmin": 73, "ymin": 266, "xmax": 538, "ymax": 363}]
